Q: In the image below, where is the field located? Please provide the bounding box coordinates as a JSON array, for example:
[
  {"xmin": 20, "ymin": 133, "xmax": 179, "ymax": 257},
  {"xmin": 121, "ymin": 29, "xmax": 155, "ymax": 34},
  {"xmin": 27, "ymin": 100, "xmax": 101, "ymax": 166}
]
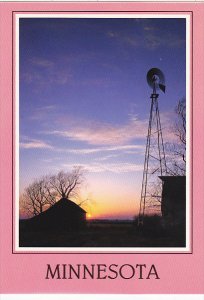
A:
[{"xmin": 19, "ymin": 218, "xmax": 185, "ymax": 248}]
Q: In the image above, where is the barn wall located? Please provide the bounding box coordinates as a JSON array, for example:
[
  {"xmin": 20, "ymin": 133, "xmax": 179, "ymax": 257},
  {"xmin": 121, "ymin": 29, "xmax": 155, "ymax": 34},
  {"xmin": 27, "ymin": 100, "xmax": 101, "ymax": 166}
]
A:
[{"xmin": 160, "ymin": 176, "xmax": 186, "ymax": 232}]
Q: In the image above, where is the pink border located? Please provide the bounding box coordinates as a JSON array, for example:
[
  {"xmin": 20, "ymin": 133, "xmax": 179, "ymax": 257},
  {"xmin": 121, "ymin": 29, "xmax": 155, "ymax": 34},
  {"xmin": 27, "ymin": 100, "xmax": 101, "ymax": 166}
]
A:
[{"xmin": 0, "ymin": 1, "xmax": 204, "ymax": 294}]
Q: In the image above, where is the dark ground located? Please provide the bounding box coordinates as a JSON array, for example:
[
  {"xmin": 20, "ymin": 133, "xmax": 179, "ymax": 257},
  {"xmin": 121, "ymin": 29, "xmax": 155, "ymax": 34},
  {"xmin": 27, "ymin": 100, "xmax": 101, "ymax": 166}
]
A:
[{"xmin": 19, "ymin": 218, "xmax": 186, "ymax": 248}]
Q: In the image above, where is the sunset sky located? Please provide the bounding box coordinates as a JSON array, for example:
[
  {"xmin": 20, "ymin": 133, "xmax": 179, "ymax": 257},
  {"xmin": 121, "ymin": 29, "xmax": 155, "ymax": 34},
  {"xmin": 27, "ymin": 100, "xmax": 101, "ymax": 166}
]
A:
[{"xmin": 19, "ymin": 17, "xmax": 186, "ymax": 219}]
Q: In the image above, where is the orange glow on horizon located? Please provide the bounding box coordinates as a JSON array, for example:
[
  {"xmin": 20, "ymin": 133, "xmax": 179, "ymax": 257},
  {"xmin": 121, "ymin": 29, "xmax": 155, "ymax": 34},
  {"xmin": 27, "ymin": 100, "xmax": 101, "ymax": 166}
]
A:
[
  {"xmin": 79, "ymin": 174, "xmax": 142, "ymax": 220},
  {"xmin": 19, "ymin": 174, "xmax": 141, "ymax": 220},
  {"xmin": 81, "ymin": 192, "xmax": 140, "ymax": 220}
]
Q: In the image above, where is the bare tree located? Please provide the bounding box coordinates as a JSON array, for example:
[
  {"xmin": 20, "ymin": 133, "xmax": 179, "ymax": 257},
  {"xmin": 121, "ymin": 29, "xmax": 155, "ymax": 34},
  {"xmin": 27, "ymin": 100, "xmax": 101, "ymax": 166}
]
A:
[
  {"xmin": 166, "ymin": 98, "xmax": 186, "ymax": 175},
  {"xmin": 22, "ymin": 177, "xmax": 56, "ymax": 216},
  {"xmin": 49, "ymin": 166, "xmax": 84, "ymax": 199},
  {"xmin": 20, "ymin": 167, "xmax": 85, "ymax": 217},
  {"xmin": 174, "ymin": 98, "xmax": 186, "ymax": 151},
  {"xmin": 19, "ymin": 193, "xmax": 32, "ymax": 218}
]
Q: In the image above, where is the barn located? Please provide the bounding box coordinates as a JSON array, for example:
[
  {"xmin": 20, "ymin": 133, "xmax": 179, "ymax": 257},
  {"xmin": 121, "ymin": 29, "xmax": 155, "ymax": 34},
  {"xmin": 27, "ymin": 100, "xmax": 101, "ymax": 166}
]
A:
[
  {"xmin": 23, "ymin": 198, "xmax": 86, "ymax": 231},
  {"xmin": 159, "ymin": 176, "xmax": 186, "ymax": 233}
]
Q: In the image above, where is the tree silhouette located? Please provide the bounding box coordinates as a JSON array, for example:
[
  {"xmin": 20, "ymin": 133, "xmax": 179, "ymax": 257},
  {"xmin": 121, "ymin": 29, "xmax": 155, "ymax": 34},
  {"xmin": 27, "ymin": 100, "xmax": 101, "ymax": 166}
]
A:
[
  {"xmin": 49, "ymin": 166, "xmax": 84, "ymax": 199},
  {"xmin": 22, "ymin": 177, "xmax": 56, "ymax": 216},
  {"xmin": 166, "ymin": 98, "xmax": 186, "ymax": 175},
  {"xmin": 20, "ymin": 166, "xmax": 85, "ymax": 217}
]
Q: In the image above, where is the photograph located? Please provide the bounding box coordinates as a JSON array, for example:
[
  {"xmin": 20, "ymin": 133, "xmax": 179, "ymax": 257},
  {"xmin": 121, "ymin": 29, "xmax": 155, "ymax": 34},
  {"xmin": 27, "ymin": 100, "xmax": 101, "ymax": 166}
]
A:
[
  {"xmin": 18, "ymin": 16, "xmax": 187, "ymax": 249},
  {"xmin": 2, "ymin": 0, "xmax": 204, "ymax": 295}
]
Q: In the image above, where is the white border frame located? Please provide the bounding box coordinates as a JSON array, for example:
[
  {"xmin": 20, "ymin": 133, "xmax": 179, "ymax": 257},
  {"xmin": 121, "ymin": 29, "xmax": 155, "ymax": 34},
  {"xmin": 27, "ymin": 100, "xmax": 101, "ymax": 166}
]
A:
[
  {"xmin": 1, "ymin": 295, "xmax": 204, "ymax": 300},
  {"xmin": 15, "ymin": 13, "xmax": 191, "ymax": 253}
]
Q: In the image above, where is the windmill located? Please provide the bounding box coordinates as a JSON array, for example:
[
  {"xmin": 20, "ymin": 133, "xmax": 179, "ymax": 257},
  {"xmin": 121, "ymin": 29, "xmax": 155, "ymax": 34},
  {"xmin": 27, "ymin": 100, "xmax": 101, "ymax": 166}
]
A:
[{"xmin": 138, "ymin": 68, "xmax": 167, "ymax": 226}]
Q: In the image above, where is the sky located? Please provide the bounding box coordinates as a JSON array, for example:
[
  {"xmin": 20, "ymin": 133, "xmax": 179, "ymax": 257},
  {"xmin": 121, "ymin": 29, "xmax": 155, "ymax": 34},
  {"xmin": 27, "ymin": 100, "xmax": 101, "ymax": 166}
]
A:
[{"xmin": 19, "ymin": 17, "xmax": 186, "ymax": 219}]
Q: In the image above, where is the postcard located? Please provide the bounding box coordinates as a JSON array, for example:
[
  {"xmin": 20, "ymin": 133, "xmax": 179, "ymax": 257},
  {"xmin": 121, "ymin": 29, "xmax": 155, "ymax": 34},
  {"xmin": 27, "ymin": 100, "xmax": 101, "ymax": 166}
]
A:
[{"xmin": 0, "ymin": 0, "xmax": 204, "ymax": 296}]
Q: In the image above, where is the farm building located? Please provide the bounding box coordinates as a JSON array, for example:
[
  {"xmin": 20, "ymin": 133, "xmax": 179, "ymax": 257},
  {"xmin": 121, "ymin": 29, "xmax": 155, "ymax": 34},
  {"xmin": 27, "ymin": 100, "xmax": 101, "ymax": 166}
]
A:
[
  {"xmin": 23, "ymin": 197, "xmax": 86, "ymax": 231},
  {"xmin": 159, "ymin": 176, "xmax": 186, "ymax": 231}
]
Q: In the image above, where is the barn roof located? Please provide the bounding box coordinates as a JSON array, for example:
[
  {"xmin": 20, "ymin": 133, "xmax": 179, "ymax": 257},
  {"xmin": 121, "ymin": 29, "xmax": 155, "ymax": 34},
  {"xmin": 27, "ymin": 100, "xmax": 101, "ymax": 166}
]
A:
[
  {"xmin": 24, "ymin": 197, "xmax": 86, "ymax": 231},
  {"xmin": 28, "ymin": 197, "xmax": 86, "ymax": 223},
  {"xmin": 46, "ymin": 197, "xmax": 87, "ymax": 214},
  {"xmin": 159, "ymin": 176, "xmax": 186, "ymax": 182}
]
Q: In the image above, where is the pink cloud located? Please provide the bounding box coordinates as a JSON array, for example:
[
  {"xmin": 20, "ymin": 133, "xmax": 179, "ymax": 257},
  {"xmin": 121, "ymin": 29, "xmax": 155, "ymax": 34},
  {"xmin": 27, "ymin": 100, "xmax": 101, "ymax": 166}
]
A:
[
  {"xmin": 62, "ymin": 162, "xmax": 143, "ymax": 174},
  {"xmin": 49, "ymin": 118, "xmax": 148, "ymax": 146},
  {"xmin": 47, "ymin": 111, "xmax": 175, "ymax": 146},
  {"xmin": 20, "ymin": 138, "xmax": 53, "ymax": 149}
]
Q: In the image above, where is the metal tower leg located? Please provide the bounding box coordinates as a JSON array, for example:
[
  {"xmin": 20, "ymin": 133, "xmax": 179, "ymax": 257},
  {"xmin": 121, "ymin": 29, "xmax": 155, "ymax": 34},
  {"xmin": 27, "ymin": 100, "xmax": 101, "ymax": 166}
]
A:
[{"xmin": 138, "ymin": 91, "xmax": 167, "ymax": 226}]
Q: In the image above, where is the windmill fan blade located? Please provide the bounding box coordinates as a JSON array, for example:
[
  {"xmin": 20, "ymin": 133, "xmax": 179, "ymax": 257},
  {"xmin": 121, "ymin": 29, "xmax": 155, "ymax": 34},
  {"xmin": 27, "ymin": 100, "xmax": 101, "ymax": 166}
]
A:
[
  {"xmin": 159, "ymin": 83, "xmax": 166, "ymax": 93},
  {"xmin": 147, "ymin": 68, "xmax": 165, "ymax": 93}
]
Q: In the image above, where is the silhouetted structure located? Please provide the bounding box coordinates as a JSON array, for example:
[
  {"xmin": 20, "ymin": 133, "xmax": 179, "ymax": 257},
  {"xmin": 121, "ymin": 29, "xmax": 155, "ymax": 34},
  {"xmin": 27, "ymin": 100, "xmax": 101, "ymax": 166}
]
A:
[
  {"xmin": 22, "ymin": 198, "xmax": 86, "ymax": 231},
  {"xmin": 138, "ymin": 68, "xmax": 167, "ymax": 225},
  {"xmin": 159, "ymin": 176, "xmax": 186, "ymax": 231}
]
